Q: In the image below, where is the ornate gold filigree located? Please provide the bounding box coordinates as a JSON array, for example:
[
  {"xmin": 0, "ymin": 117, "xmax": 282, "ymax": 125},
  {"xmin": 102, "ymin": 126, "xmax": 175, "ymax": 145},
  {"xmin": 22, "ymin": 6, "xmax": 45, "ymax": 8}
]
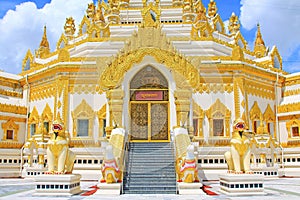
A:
[
  {"xmin": 71, "ymin": 99, "xmax": 95, "ymax": 137},
  {"xmin": 97, "ymin": 104, "xmax": 106, "ymax": 138},
  {"xmin": 193, "ymin": 100, "xmax": 204, "ymax": 137},
  {"xmin": 0, "ymin": 103, "xmax": 27, "ymax": 115},
  {"xmin": 1, "ymin": 118, "xmax": 19, "ymax": 141},
  {"xmin": 206, "ymin": 99, "xmax": 231, "ymax": 137}
]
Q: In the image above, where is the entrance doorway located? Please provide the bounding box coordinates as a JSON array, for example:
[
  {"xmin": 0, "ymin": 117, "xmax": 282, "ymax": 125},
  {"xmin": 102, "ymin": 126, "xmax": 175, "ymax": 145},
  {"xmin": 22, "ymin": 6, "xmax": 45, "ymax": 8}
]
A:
[{"xmin": 129, "ymin": 66, "xmax": 169, "ymax": 142}]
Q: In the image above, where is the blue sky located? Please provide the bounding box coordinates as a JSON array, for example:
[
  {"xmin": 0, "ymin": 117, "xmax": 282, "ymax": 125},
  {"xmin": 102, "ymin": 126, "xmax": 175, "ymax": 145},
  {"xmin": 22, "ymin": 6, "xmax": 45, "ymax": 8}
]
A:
[{"xmin": 0, "ymin": 0, "xmax": 299, "ymax": 74}]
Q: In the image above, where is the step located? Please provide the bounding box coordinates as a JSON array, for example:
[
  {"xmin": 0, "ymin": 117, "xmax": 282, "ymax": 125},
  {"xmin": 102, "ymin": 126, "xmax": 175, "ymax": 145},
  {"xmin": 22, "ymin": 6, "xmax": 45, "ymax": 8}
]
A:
[{"xmin": 123, "ymin": 190, "xmax": 176, "ymax": 194}]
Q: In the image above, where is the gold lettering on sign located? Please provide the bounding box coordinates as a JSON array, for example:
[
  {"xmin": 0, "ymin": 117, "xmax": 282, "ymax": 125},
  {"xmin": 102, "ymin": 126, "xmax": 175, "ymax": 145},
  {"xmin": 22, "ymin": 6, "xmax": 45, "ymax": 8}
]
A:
[{"xmin": 141, "ymin": 93, "xmax": 158, "ymax": 98}]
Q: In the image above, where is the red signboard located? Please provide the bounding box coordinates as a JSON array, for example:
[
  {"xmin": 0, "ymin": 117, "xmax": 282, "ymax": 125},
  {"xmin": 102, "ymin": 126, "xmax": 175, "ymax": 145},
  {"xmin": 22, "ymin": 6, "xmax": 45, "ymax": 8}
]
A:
[{"xmin": 135, "ymin": 91, "xmax": 163, "ymax": 101}]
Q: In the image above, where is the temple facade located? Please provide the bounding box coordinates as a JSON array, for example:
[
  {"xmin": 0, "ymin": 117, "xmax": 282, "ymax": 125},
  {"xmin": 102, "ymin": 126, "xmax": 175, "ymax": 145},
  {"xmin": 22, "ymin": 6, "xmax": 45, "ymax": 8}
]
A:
[{"xmin": 0, "ymin": 0, "xmax": 300, "ymax": 180}]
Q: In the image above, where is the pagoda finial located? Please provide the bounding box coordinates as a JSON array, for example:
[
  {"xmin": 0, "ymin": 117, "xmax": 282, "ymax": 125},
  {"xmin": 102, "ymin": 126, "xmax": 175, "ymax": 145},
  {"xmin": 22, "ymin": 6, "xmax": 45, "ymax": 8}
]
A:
[
  {"xmin": 228, "ymin": 12, "xmax": 240, "ymax": 35},
  {"xmin": 254, "ymin": 23, "xmax": 266, "ymax": 57},
  {"xmin": 208, "ymin": 0, "xmax": 217, "ymax": 18},
  {"xmin": 37, "ymin": 25, "xmax": 50, "ymax": 58},
  {"xmin": 40, "ymin": 25, "xmax": 49, "ymax": 48}
]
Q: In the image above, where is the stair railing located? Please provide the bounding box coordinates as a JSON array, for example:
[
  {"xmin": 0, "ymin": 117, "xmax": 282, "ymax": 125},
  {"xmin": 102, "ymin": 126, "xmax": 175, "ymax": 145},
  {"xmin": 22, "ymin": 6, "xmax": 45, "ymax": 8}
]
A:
[{"xmin": 121, "ymin": 131, "xmax": 129, "ymax": 194}]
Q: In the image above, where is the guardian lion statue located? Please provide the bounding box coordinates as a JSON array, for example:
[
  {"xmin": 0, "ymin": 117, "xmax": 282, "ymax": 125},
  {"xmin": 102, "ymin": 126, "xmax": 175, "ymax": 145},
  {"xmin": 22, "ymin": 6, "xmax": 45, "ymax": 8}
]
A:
[
  {"xmin": 224, "ymin": 119, "xmax": 252, "ymax": 174},
  {"xmin": 100, "ymin": 144, "xmax": 122, "ymax": 183},
  {"xmin": 45, "ymin": 120, "xmax": 75, "ymax": 174},
  {"xmin": 176, "ymin": 145, "xmax": 199, "ymax": 183}
]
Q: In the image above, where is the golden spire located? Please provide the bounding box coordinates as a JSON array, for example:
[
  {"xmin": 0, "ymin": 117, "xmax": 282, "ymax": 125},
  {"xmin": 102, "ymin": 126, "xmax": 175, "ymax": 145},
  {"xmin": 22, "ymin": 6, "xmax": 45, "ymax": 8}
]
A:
[
  {"xmin": 254, "ymin": 23, "xmax": 266, "ymax": 57},
  {"xmin": 39, "ymin": 25, "xmax": 49, "ymax": 48},
  {"xmin": 228, "ymin": 12, "xmax": 240, "ymax": 35},
  {"xmin": 37, "ymin": 25, "xmax": 50, "ymax": 58},
  {"xmin": 208, "ymin": 0, "xmax": 217, "ymax": 18}
]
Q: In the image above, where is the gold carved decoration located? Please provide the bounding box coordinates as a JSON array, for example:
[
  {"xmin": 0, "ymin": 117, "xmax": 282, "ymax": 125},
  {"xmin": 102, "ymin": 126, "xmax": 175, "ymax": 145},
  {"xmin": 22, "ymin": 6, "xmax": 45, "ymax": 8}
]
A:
[
  {"xmin": 286, "ymin": 116, "xmax": 300, "ymax": 138},
  {"xmin": 284, "ymin": 88, "xmax": 300, "ymax": 97},
  {"xmin": 278, "ymin": 102, "xmax": 300, "ymax": 113},
  {"xmin": 56, "ymin": 34, "xmax": 68, "ymax": 50},
  {"xmin": 174, "ymin": 89, "xmax": 192, "ymax": 127},
  {"xmin": 206, "ymin": 99, "xmax": 231, "ymax": 137},
  {"xmin": 30, "ymin": 83, "xmax": 55, "ymax": 101},
  {"xmin": 0, "ymin": 103, "xmax": 27, "ymax": 115},
  {"xmin": 263, "ymin": 104, "xmax": 275, "ymax": 122},
  {"xmin": 193, "ymin": 101, "xmax": 204, "ymax": 137},
  {"xmin": 1, "ymin": 118, "xmax": 19, "ymax": 141},
  {"xmin": 246, "ymin": 80, "xmax": 274, "ymax": 100},
  {"xmin": 197, "ymin": 83, "xmax": 233, "ymax": 94},
  {"xmin": 0, "ymin": 89, "xmax": 22, "ymax": 98},
  {"xmin": 99, "ymin": 27, "xmax": 200, "ymax": 91},
  {"xmin": 141, "ymin": 0, "xmax": 160, "ymax": 28},
  {"xmin": 97, "ymin": 104, "xmax": 106, "ymax": 138},
  {"xmin": 58, "ymin": 48, "xmax": 70, "ymax": 62},
  {"xmin": 71, "ymin": 99, "xmax": 95, "ymax": 138},
  {"xmin": 22, "ymin": 49, "xmax": 34, "ymax": 71},
  {"xmin": 249, "ymin": 101, "xmax": 262, "ymax": 132},
  {"xmin": 28, "ymin": 106, "xmax": 39, "ymax": 125},
  {"xmin": 78, "ymin": 15, "xmax": 91, "ymax": 36},
  {"xmin": 41, "ymin": 103, "xmax": 53, "ymax": 134},
  {"xmin": 228, "ymin": 12, "xmax": 240, "ymax": 35},
  {"xmin": 107, "ymin": 89, "xmax": 124, "ymax": 128}
]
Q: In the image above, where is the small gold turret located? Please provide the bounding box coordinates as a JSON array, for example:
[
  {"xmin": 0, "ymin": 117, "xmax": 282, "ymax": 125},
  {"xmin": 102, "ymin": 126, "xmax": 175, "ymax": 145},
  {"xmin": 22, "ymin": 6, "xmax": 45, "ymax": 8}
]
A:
[
  {"xmin": 208, "ymin": 0, "xmax": 217, "ymax": 18},
  {"xmin": 228, "ymin": 12, "xmax": 240, "ymax": 35},
  {"xmin": 95, "ymin": 0, "xmax": 105, "ymax": 25},
  {"xmin": 254, "ymin": 23, "xmax": 266, "ymax": 58},
  {"xmin": 195, "ymin": 1, "xmax": 207, "ymax": 22},
  {"xmin": 37, "ymin": 25, "xmax": 50, "ymax": 58}
]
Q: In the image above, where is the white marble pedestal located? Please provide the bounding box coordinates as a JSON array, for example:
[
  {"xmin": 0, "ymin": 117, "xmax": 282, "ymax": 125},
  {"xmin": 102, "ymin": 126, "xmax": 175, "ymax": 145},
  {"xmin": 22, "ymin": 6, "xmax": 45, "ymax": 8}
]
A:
[
  {"xmin": 34, "ymin": 174, "xmax": 81, "ymax": 196},
  {"xmin": 94, "ymin": 183, "xmax": 122, "ymax": 195},
  {"xmin": 177, "ymin": 182, "xmax": 204, "ymax": 195},
  {"xmin": 219, "ymin": 174, "xmax": 265, "ymax": 196}
]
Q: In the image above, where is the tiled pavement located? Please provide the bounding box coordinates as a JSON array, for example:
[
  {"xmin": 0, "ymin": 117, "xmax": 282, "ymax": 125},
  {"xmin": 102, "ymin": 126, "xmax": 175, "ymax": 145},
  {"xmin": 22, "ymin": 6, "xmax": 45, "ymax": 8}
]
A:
[{"xmin": 1, "ymin": 177, "xmax": 300, "ymax": 200}]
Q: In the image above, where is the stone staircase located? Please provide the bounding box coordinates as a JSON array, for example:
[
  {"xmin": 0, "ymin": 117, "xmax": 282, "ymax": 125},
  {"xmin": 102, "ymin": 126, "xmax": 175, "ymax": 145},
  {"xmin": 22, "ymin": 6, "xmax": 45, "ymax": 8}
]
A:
[{"xmin": 123, "ymin": 142, "xmax": 176, "ymax": 194}]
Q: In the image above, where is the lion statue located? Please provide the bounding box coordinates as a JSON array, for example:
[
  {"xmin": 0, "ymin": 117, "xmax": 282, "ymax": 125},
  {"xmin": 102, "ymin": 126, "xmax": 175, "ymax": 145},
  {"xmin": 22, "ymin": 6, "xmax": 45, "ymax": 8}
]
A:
[
  {"xmin": 100, "ymin": 144, "xmax": 122, "ymax": 183},
  {"xmin": 224, "ymin": 119, "xmax": 252, "ymax": 174},
  {"xmin": 176, "ymin": 144, "xmax": 199, "ymax": 183},
  {"xmin": 45, "ymin": 120, "xmax": 75, "ymax": 174}
]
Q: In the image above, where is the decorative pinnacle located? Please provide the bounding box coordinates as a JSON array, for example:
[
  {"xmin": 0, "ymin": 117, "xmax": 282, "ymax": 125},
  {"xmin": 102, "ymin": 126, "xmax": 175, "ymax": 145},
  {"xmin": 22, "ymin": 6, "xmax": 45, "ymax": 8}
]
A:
[{"xmin": 39, "ymin": 25, "xmax": 49, "ymax": 48}]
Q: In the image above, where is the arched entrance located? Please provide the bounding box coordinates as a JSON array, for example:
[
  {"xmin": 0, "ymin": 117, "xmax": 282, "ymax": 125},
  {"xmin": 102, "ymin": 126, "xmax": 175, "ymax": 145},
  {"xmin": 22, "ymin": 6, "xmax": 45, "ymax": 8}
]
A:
[{"xmin": 129, "ymin": 66, "xmax": 169, "ymax": 142}]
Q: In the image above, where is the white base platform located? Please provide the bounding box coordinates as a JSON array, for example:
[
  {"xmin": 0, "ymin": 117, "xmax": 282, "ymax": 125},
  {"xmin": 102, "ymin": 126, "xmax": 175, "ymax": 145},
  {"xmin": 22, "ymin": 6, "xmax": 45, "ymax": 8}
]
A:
[
  {"xmin": 177, "ymin": 182, "xmax": 204, "ymax": 195},
  {"xmin": 22, "ymin": 166, "xmax": 47, "ymax": 178},
  {"xmin": 219, "ymin": 173, "xmax": 265, "ymax": 196},
  {"xmin": 34, "ymin": 174, "xmax": 81, "ymax": 196},
  {"xmin": 94, "ymin": 183, "xmax": 122, "ymax": 195}
]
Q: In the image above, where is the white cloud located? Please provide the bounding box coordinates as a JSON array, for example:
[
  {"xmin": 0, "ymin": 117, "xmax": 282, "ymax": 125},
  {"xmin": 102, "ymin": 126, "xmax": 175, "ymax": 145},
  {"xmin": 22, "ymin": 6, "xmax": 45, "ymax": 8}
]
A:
[
  {"xmin": 240, "ymin": 0, "xmax": 300, "ymax": 62},
  {"xmin": 0, "ymin": 0, "xmax": 92, "ymax": 74}
]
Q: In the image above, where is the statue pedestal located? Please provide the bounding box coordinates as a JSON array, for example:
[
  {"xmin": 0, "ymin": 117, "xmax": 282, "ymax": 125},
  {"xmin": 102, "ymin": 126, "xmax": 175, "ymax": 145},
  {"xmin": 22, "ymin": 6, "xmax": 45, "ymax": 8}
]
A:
[
  {"xmin": 94, "ymin": 183, "xmax": 122, "ymax": 195},
  {"xmin": 34, "ymin": 174, "xmax": 81, "ymax": 196},
  {"xmin": 177, "ymin": 182, "xmax": 204, "ymax": 195},
  {"xmin": 22, "ymin": 166, "xmax": 47, "ymax": 178},
  {"xmin": 219, "ymin": 174, "xmax": 265, "ymax": 196}
]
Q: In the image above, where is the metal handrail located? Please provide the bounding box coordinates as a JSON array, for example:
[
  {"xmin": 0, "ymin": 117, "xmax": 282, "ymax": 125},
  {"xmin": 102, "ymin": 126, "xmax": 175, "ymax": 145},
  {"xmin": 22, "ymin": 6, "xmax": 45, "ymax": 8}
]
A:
[{"xmin": 121, "ymin": 131, "xmax": 129, "ymax": 194}]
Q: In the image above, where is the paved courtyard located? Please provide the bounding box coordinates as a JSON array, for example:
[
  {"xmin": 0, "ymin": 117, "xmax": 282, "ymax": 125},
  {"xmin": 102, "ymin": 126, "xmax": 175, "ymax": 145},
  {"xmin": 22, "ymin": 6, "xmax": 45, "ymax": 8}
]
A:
[{"xmin": 1, "ymin": 177, "xmax": 300, "ymax": 200}]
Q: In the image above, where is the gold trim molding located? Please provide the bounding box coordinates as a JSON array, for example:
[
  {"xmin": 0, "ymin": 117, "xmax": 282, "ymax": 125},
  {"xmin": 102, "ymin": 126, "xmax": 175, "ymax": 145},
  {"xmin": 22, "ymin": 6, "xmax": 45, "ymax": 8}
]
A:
[
  {"xmin": 0, "ymin": 103, "xmax": 27, "ymax": 115},
  {"xmin": 1, "ymin": 118, "xmax": 19, "ymax": 141}
]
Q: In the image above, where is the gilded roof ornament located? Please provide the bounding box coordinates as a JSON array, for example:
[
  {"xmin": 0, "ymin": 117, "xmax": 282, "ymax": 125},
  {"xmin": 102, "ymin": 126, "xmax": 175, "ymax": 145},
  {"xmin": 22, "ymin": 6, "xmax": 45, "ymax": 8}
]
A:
[
  {"xmin": 37, "ymin": 25, "xmax": 50, "ymax": 58},
  {"xmin": 208, "ymin": 0, "xmax": 217, "ymax": 18},
  {"xmin": 86, "ymin": 3, "xmax": 96, "ymax": 19},
  {"xmin": 95, "ymin": 0, "xmax": 105, "ymax": 24},
  {"xmin": 195, "ymin": 1, "xmax": 207, "ymax": 22},
  {"xmin": 254, "ymin": 23, "xmax": 266, "ymax": 57},
  {"xmin": 40, "ymin": 25, "xmax": 49, "ymax": 48},
  {"xmin": 64, "ymin": 17, "xmax": 76, "ymax": 37},
  {"xmin": 228, "ymin": 12, "xmax": 240, "ymax": 35}
]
